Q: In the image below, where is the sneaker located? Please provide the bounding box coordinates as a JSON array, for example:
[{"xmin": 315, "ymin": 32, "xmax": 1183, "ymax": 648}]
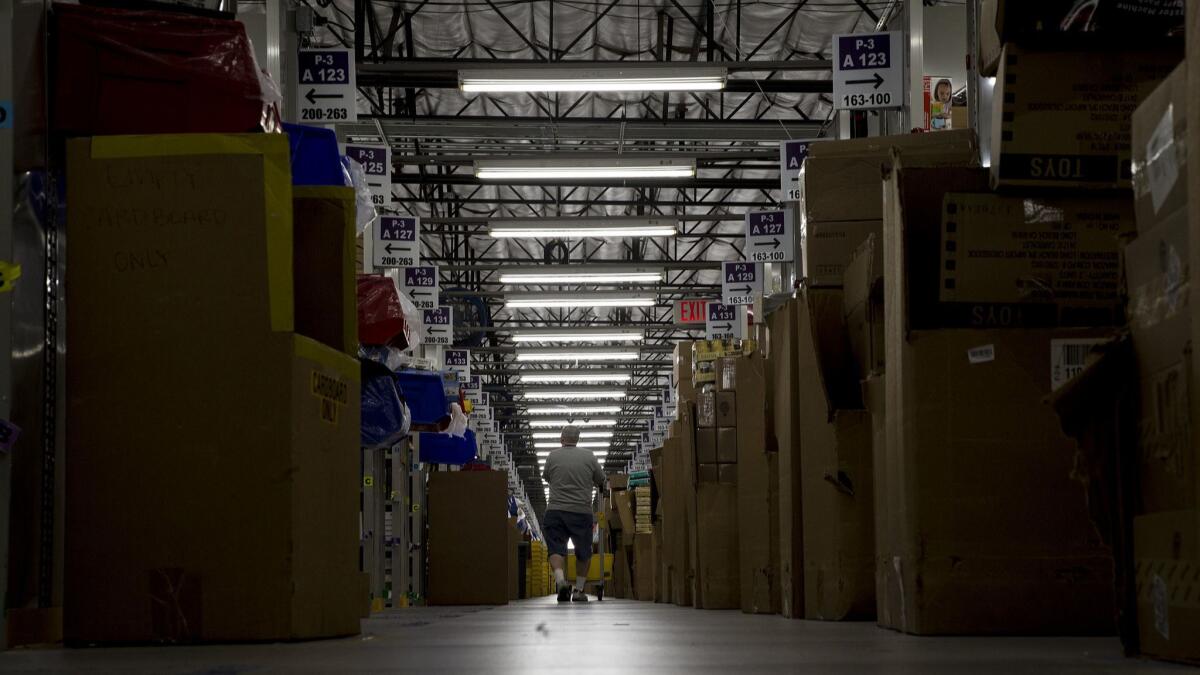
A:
[
  {"xmin": 557, "ymin": 584, "xmax": 572, "ymax": 603},
  {"xmin": 571, "ymin": 590, "xmax": 589, "ymax": 603}
]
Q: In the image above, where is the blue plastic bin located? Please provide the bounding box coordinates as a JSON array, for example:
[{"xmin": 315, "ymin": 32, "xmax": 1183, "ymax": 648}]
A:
[
  {"xmin": 394, "ymin": 369, "xmax": 452, "ymax": 426},
  {"xmin": 419, "ymin": 429, "xmax": 478, "ymax": 465},
  {"xmin": 283, "ymin": 123, "xmax": 345, "ymax": 186}
]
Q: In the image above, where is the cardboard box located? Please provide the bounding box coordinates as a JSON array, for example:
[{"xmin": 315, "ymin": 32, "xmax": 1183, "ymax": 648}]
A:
[
  {"xmin": 674, "ymin": 341, "xmax": 694, "ymax": 384},
  {"xmin": 429, "ymin": 471, "xmax": 510, "ymax": 605},
  {"xmin": 1135, "ymin": 510, "xmax": 1200, "ymax": 664},
  {"xmin": 862, "ymin": 374, "xmax": 889, "ymax": 622},
  {"xmin": 735, "ymin": 351, "xmax": 779, "ymax": 615},
  {"xmin": 696, "ymin": 426, "xmax": 718, "ymax": 464},
  {"xmin": 677, "ymin": 378, "xmax": 698, "ymax": 405},
  {"xmin": 678, "ymin": 402, "xmax": 700, "ymax": 605},
  {"xmin": 886, "ymin": 164, "xmax": 1133, "ymax": 329},
  {"xmin": 65, "ymin": 135, "xmax": 364, "ymax": 643},
  {"xmin": 1126, "ymin": 209, "xmax": 1193, "ymax": 513},
  {"xmin": 939, "ymin": 192, "xmax": 1135, "ymax": 326},
  {"xmin": 800, "ymin": 129, "xmax": 979, "ymax": 224},
  {"xmin": 653, "ymin": 527, "xmax": 665, "ymax": 603},
  {"xmin": 698, "ymin": 389, "xmax": 717, "ymax": 428},
  {"xmin": 843, "ymin": 234, "xmax": 885, "ymax": 378},
  {"xmin": 992, "ymin": 45, "xmax": 1181, "ymax": 191},
  {"xmin": 716, "ymin": 391, "xmax": 737, "ymax": 427},
  {"xmin": 796, "ymin": 290, "xmax": 874, "ymax": 621},
  {"xmin": 720, "ymin": 464, "xmax": 738, "ymax": 485},
  {"xmin": 769, "ymin": 297, "xmax": 805, "ymax": 618},
  {"xmin": 508, "ymin": 517, "xmax": 522, "ymax": 602},
  {"xmin": 717, "ymin": 356, "xmax": 738, "ymax": 391},
  {"xmin": 978, "ymin": 0, "xmax": 1185, "ymax": 76},
  {"xmin": 717, "ymin": 427, "xmax": 738, "ymax": 464},
  {"xmin": 699, "ymin": 464, "xmax": 720, "ymax": 483},
  {"xmin": 294, "ymin": 187, "xmax": 357, "ymax": 354},
  {"xmin": 633, "ymin": 533, "xmax": 656, "ymax": 601},
  {"xmin": 1132, "ymin": 62, "xmax": 1188, "ymax": 233},
  {"xmin": 695, "ymin": 483, "xmax": 740, "ymax": 609},
  {"xmin": 802, "ymin": 220, "xmax": 882, "ymax": 288}
]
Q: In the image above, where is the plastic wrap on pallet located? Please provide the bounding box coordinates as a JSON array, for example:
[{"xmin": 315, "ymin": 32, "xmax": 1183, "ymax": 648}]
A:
[
  {"xmin": 52, "ymin": 3, "xmax": 282, "ymax": 136},
  {"xmin": 361, "ymin": 359, "xmax": 411, "ymax": 450}
]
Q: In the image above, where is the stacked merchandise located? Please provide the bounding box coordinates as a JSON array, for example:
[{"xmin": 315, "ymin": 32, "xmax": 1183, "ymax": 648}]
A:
[
  {"xmin": 731, "ymin": 348, "xmax": 779, "ymax": 615},
  {"xmin": 427, "ymin": 471, "xmax": 510, "ymax": 605},
  {"xmin": 789, "ymin": 130, "xmax": 980, "ymax": 622},
  {"xmin": 64, "ymin": 131, "xmax": 367, "ymax": 641},
  {"xmin": 527, "ymin": 540, "xmax": 549, "ymax": 598},
  {"xmin": 633, "ymin": 485, "xmax": 653, "ymax": 533},
  {"xmin": 1124, "ymin": 55, "xmax": 1198, "ymax": 663},
  {"xmin": 692, "ymin": 348, "xmax": 742, "ymax": 610}
]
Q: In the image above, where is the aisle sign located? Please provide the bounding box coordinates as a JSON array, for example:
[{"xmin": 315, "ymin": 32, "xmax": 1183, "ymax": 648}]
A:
[
  {"xmin": 745, "ymin": 210, "xmax": 793, "ymax": 263},
  {"xmin": 475, "ymin": 419, "xmax": 497, "ymax": 433},
  {"xmin": 722, "ymin": 261, "xmax": 762, "ymax": 306},
  {"xmin": 833, "ymin": 31, "xmax": 903, "ymax": 111},
  {"xmin": 296, "ymin": 47, "xmax": 357, "ymax": 123},
  {"xmin": 674, "ymin": 299, "xmax": 709, "ymax": 324},
  {"xmin": 706, "ymin": 302, "xmax": 742, "ymax": 340},
  {"xmin": 372, "ymin": 216, "xmax": 419, "ymax": 269},
  {"xmin": 422, "ymin": 306, "xmax": 453, "ymax": 345},
  {"xmin": 780, "ymin": 141, "xmax": 809, "ymax": 201},
  {"xmin": 465, "ymin": 377, "xmax": 483, "ymax": 404},
  {"xmin": 401, "ymin": 265, "xmax": 439, "ymax": 310},
  {"xmin": 342, "ymin": 143, "xmax": 392, "ymax": 209},
  {"xmin": 445, "ymin": 348, "xmax": 471, "ymax": 382}
]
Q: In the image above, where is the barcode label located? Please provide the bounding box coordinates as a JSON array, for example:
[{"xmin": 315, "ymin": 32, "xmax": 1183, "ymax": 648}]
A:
[{"xmin": 1050, "ymin": 338, "xmax": 1108, "ymax": 391}]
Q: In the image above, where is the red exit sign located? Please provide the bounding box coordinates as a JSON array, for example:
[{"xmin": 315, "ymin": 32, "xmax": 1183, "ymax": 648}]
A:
[{"xmin": 674, "ymin": 299, "xmax": 709, "ymax": 324}]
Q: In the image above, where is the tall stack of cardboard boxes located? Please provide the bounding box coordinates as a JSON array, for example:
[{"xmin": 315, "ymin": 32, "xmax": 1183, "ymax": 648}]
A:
[{"xmin": 1129, "ymin": 47, "xmax": 1198, "ymax": 664}]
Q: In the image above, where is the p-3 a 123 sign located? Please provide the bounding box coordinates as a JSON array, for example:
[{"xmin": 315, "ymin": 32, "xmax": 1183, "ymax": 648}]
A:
[{"xmin": 833, "ymin": 31, "xmax": 903, "ymax": 111}]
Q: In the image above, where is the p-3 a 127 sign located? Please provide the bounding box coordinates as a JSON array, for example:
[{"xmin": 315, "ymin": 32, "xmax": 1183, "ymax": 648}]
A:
[{"xmin": 745, "ymin": 210, "xmax": 794, "ymax": 263}]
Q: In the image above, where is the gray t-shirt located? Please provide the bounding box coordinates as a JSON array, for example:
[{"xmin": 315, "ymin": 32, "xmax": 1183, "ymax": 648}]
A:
[{"xmin": 542, "ymin": 446, "xmax": 607, "ymax": 515}]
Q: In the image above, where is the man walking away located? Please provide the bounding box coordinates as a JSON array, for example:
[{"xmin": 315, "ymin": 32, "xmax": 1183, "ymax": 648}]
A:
[{"xmin": 542, "ymin": 425, "xmax": 607, "ymax": 603}]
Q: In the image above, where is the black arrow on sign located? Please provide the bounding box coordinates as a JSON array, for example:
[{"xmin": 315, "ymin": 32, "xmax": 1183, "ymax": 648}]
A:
[
  {"xmin": 731, "ymin": 285, "xmax": 752, "ymax": 294},
  {"xmin": 753, "ymin": 238, "xmax": 781, "ymax": 248},
  {"xmin": 713, "ymin": 323, "xmax": 732, "ymax": 331},
  {"xmin": 305, "ymin": 88, "xmax": 344, "ymax": 104},
  {"xmin": 411, "ymin": 291, "xmax": 433, "ymax": 296},
  {"xmin": 385, "ymin": 243, "xmax": 408, "ymax": 254},
  {"xmin": 846, "ymin": 72, "xmax": 885, "ymax": 89}
]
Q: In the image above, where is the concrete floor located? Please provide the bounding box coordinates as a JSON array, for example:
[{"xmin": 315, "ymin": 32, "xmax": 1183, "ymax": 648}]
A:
[{"xmin": 0, "ymin": 598, "xmax": 1191, "ymax": 674}]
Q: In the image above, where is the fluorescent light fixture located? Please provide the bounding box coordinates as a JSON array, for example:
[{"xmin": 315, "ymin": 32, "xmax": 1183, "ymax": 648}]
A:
[
  {"xmin": 506, "ymin": 294, "xmax": 656, "ymax": 310},
  {"xmin": 513, "ymin": 331, "xmax": 645, "ymax": 345},
  {"xmin": 535, "ymin": 442, "xmax": 610, "ymax": 449},
  {"xmin": 521, "ymin": 390, "xmax": 627, "ymax": 400},
  {"xmin": 528, "ymin": 418, "xmax": 618, "ymax": 428},
  {"xmin": 525, "ymin": 405, "xmax": 623, "ymax": 415},
  {"xmin": 532, "ymin": 431, "xmax": 613, "ymax": 439},
  {"xmin": 516, "ymin": 347, "xmax": 642, "ymax": 362},
  {"xmin": 460, "ymin": 66, "xmax": 727, "ymax": 93},
  {"xmin": 518, "ymin": 371, "xmax": 632, "ymax": 384},
  {"xmin": 489, "ymin": 217, "xmax": 678, "ymax": 239},
  {"xmin": 500, "ymin": 267, "xmax": 664, "ymax": 285},
  {"xmin": 475, "ymin": 158, "xmax": 695, "ymax": 181}
]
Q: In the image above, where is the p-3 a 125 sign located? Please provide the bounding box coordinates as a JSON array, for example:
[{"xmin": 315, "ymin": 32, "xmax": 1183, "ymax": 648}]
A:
[{"xmin": 833, "ymin": 31, "xmax": 903, "ymax": 111}]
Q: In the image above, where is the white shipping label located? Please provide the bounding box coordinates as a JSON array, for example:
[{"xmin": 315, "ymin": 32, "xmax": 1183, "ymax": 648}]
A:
[
  {"xmin": 1146, "ymin": 104, "xmax": 1180, "ymax": 214},
  {"xmin": 967, "ymin": 344, "xmax": 995, "ymax": 365},
  {"xmin": 1050, "ymin": 338, "xmax": 1107, "ymax": 391}
]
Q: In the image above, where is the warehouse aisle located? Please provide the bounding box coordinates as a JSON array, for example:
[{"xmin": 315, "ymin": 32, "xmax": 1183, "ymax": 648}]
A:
[{"xmin": 0, "ymin": 599, "xmax": 1186, "ymax": 674}]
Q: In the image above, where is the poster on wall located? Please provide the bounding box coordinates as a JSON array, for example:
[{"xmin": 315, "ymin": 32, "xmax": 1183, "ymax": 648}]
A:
[{"xmin": 923, "ymin": 75, "xmax": 955, "ymax": 131}]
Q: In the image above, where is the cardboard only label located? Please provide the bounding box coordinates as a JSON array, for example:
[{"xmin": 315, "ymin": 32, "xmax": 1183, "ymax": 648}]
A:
[{"xmin": 310, "ymin": 369, "xmax": 350, "ymax": 425}]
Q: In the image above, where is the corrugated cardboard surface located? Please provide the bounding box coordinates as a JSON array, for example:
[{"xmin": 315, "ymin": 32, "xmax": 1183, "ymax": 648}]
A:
[
  {"xmin": 993, "ymin": 45, "xmax": 1180, "ymax": 190},
  {"xmin": 939, "ymin": 192, "xmax": 1134, "ymax": 326},
  {"xmin": 427, "ymin": 471, "xmax": 509, "ymax": 606},
  {"xmin": 1125, "ymin": 209, "xmax": 1194, "ymax": 513},
  {"xmin": 716, "ymin": 391, "xmax": 737, "ymax": 426},
  {"xmin": 878, "ymin": 330, "xmax": 1116, "ymax": 635},
  {"xmin": 769, "ymin": 298, "xmax": 805, "ymax": 618},
  {"xmin": 844, "ymin": 234, "xmax": 885, "ymax": 378},
  {"xmin": 1132, "ymin": 62, "xmax": 1188, "ymax": 233},
  {"xmin": 1134, "ymin": 509, "xmax": 1200, "ymax": 664},
  {"xmin": 633, "ymin": 533, "xmax": 656, "ymax": 601},
  {"xmin": 863, "ymin": 375, "xmax": 889, "ymax": 622},
  {"xmin": 696, "ymin": 483, "xmax": 740, "ymax": 609},
  {"xmin": 508, "ymin": 518, "xmax": 522, "ymax": 602},
  {"xmin": 679, "ymin": 401, "xmax": 700, "ymax": 606},
  {"xmin": 65, "ymin": 138, "xmax": 362, "ymax": 643},
  {"xmin": 802, "ymin": 220, "xmax": 882, "ymax": 288},
  {"xmin": 735, "ymin": 352, "xmax": 779, "ymax": 614},
  {"xmin": 293, "ymin": 187, "xmax": 357, "ymax": 354},
  {"xmin": 796, "ymin": 290, "xmax": 874, "ymax": 621},
  {"xmin": 653, "ymin": 527, "xmax": 666, "ymax": 603},
  {"xmin": 699, "ymin": 464, "xmax": 720, "ymax": 483},
  {"xmin": 696, "ymin": 426, "xmax": 718, "ymax": 464},
  {"xmin": 801, "ymin": 129, "xmax": 979, "ymax": 223},
  {"xmin": 717, "ymin": 427, "xmax": 738, "ymax": 464}
]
